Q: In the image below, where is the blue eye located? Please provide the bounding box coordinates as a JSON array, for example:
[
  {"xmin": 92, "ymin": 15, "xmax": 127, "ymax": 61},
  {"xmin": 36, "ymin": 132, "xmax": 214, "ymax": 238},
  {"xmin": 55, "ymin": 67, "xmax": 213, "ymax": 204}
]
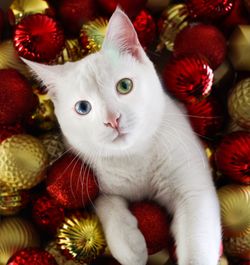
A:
[{"xmin": 75, "ymin": 100, "xmax": 92, "ymax": 115}]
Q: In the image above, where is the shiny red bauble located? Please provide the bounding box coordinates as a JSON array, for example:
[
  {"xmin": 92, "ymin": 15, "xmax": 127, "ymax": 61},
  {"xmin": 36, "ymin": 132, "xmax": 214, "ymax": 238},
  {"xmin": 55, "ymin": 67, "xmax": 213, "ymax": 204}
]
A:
[
  {"xmin": 215, "ymin": 131, "xmax": 250, "ymax": 184},
  {"xmin": 14, "ymin": 14, "xmax": 65, "ymax": 63},
  {"xmin": 129, "ymin": 201, "xmax": 170, "ymax": 255},
  {"xmin": 163, "ymin": 55, "xmax": 213, "ymax": 104},
  {"xmin": 46, "ymin": 153, "xmax": 99, "ymax": 209},
  {"xmin": 174, "ymin": 24, "xmax": 227, "ymax": 69}
]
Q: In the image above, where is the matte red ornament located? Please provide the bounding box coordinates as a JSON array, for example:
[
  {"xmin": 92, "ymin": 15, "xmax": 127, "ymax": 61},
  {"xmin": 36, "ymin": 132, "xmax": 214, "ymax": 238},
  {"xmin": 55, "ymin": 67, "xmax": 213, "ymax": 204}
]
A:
[
  {"xmin": 215, "ymin": 131, "xmax": 250, "ymax": 184},
  {"xmin": 129, "ymin": 201, "xmax": 170, "ymax": 255},
  {"xmin": 14, "ymin": 14, "xmax": 65, "ymax": 63},
  {"xmin": 163, "ymin": 54, "xmax": 213, "ymax": 104},
  {"xmin": 174, "ymin": 24, "xmax": 227, "ymax": 69},
  {"xmin": 0, "ymin": 69, "xmax": 34, "ymax": 125},
  {"xmin": 7, "ymin": 248, "xmax": 58, "ymax": 265},
  {"xmin": 0, "ymin": 123, "xmax": 25, "ymax": 143},
  {"xmin": 46, "ymin": 153, "xmax": 99, "ymax": 209}
]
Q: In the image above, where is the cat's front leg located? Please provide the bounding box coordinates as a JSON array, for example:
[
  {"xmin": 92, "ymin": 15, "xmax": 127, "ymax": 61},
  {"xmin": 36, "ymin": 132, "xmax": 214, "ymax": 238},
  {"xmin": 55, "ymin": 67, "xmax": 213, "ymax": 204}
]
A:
[{"xmin": 95, "ymin": 194, "xmax": 148, "ymax": 265}]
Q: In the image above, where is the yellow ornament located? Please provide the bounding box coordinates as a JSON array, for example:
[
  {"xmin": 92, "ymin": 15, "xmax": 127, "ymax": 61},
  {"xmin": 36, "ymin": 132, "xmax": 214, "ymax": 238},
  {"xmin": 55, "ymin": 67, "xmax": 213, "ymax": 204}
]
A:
[
  {"xmin": 0, "ymin": 134, "xmax": 48, "ymax": 190},
  {"xmin": 218, "ymin": 185, "xmax": 250, "ymax": 238},
  {"xmin": 57, "ymin": 213, "xmax": 107, "ymax": 263},
  {"xmin": 0, "ymin": 217, "xmax": 40, "ymax": 265},
  {"xmin": 228, "ymin": 78, "xmax": 250, "ymax": 129}
]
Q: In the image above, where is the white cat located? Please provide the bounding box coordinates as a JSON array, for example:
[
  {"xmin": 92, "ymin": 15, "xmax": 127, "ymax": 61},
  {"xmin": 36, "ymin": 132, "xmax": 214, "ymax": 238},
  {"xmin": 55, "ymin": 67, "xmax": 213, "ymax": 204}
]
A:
[{"xmin": 24, "ymin": 8, "xmax": 221, "ymax": 265}]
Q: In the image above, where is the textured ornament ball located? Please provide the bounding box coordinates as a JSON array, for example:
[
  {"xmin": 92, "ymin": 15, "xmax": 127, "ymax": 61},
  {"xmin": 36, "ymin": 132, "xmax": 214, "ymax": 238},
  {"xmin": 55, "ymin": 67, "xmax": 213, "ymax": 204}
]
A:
[
  {"xmin": 129, "ymin": 201, "xmax": 170, "ymax": 254},
  {"xmin": 0, "ymin": 217, "xmax": 40, "ymax": 265},
  {"xmin": 0, "ymin": 69, "xmax": 34, "ymax": 125},
  {"xmin": 46, "ymin": 153, "xmax": 99, "ymax": 209},
  {"xmin": 7, "ymin": 248, "xmax": 58, "ymax": 265},
  {"xmin": 163, "ymin": 54, "xmax": 213, "ymax": 104},
  {"xmin": 215, "ymin": 131, "xmax": 250, "ymax": 184},
  {"xmin": 14, "ymin": 14, "xmax": 65, "ymax": 63},
  {"xmin": 57, "ymin": 213, "xmax": 106, "ymax": 263},
  {"xmin": 218, "ymin": 185, "xmax": 250, "ymax": 238},
  {"xmin": 0, "ymin": 134, "xmax": 48, "ymax": 190},
  {"xmin": 174, "ymin": 24, "xmax": 227, "ymax": 69}
]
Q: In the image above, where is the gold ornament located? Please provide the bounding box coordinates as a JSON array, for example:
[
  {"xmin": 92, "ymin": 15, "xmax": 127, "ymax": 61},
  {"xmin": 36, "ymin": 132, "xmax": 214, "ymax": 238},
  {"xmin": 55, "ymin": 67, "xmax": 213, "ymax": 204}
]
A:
[
  {"xmin": 147, "ymin": 250, "xmax": 168, "ymax": 265},
  {"xmin": 228, "ymin": 78, "xmax": 250, "ymax": 129},
  {"xmin": 229, "ymin": 25, "xmax": 250, "ymax": 71},
  {"xmin": 0, "ymin": 217, "xmax": 40, "ymax": 265},
  {"xmin": 218, "ymin": 185, "xmax": 250, "ymax": 238},
  {"xmin": 57, "ymin": 213, "xmax": 107, "ymax": 263},
  {"xmin": 0, "ymin": 134, "xmax": 48, "ymax": 190},
  {"xmin": 146, "ymin": 0, "xmax": 171, "ymax": 13},
  {"xmin": 156, "ymin": 4, "xmax": 189, "ymax": 52},
  {"xmin": 218, "ymin": 256, "xmax": 229, "ymax": 265}
]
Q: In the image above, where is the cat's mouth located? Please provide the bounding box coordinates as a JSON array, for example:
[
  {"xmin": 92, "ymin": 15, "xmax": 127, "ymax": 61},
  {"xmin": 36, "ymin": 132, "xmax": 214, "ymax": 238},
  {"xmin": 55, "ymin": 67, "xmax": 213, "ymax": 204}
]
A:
[{"xmin": 112, "ymin": 132, "xmax": 127, "ymax": 143}]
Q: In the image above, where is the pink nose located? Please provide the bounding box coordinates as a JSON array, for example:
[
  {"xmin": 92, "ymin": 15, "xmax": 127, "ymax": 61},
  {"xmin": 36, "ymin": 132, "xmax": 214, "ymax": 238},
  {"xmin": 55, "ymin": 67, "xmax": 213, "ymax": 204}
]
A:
[{"xmin": 104, "ymin": 113, "xmax": 120, "ymax": 130}]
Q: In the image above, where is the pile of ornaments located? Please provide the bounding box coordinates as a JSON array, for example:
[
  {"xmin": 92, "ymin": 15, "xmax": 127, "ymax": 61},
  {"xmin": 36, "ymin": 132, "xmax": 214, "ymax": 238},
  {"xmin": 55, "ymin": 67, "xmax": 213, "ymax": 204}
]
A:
[{"xmin": 0, "ymin": 0, "xmax": 250, "ymax": 264}]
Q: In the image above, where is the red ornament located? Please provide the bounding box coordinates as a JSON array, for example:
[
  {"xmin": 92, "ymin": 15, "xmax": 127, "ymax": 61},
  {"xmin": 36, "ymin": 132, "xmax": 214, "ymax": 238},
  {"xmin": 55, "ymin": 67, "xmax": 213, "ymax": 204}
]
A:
[
  {"xmin": 14, "ymin": 14, "xmax": 65, "ymax": 63},
  {"xmin": 7, "ymin": 248, "xmax": 58, "ymax": 265},
  {"xmin": 215, "ymin": 131, "xmax": 250, "ymax": 184},
  {"xmin": 129, "ymin": 201, "xmax": 170, "ymax": 255},
  {"xmin": 0, "ymin": 123, "xmax": 25, "ymax": 143},
  {"xmin": 186, "ymin": 97, "xmax": 224, "ymax": 137},
  {"xmin": 0, "ymin": 8, "xmax": 4, "ymax": 40},
  {"xmin": 163, "ymin": 54, "xmax": 213, "ymax": 104},
  {"xmin": 32, "ymin": 194, "xmax": 65, "ymax": 234},
  {"xmin": 0, "ymin": 69, "xmax": 34, "ymax": 125},
  {"xmin": 46, "ymin": 153, "xmax": 99, "ymax": 209},
  {"xmin": 174, "ymin": 24, "xmax": 227, "ymax": 69},
  {"xmin": 133, "ymin": 10, "xmax": 156, "ymax": 49}
]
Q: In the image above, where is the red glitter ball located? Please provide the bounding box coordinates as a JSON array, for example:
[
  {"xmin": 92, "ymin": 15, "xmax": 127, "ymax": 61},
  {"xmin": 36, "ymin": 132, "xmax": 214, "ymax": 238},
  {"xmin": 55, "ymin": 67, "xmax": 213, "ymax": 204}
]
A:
[
  {"xmin": 14, "ymin": 14, "xmax": 65, "ymax": 63},
  {"xmin": 174, "ymin": 24, "xmax": 227, "ymax": 69},
  {"xmin": 215, "ymin": 131, "xmax": 250, "ymax": 184},
  {"xmin": 46, "ymin": 153, "xmax": 99, "ymax": 209},
  {"xmin": 129, "ymin": 201, "xmax": 170, "ymax": 255},
  {"xmin": 0, "ymin": 69, "xmax": 34, "ymax": 125},
  {"xmin": 163, "ymin": 54, "xmax": 213, "ymax": 104},
  {"xmin": 0, "ymin": 123, "xmax": 25, "ymax": 143},
  {"xmin": 7, "ymin": 248, "xmax": 58, "ymax": 265}
]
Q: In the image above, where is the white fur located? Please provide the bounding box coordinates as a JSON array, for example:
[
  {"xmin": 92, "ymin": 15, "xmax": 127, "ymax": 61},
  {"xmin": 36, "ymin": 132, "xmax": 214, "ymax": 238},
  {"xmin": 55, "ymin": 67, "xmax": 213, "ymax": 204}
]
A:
[{"xmin": 24, "ymin": 8, "xmax": 221, "ymax": 265}]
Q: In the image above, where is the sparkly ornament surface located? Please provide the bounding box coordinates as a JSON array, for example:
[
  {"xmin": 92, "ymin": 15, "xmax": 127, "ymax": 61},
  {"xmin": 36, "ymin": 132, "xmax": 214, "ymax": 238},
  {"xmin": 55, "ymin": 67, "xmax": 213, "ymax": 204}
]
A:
[
  {"xmin": 163, "ymin": 55, "xmax": 213, "ymax": 104},
  {"xmin": 14, "ymin": 14, "xmax": 65, "ymax": 63},
  {"xmin": 57, "ymin": 213, "xmax": 106, "ymax": 262},
  {"xmin": 218, "ymin": 185, "xmax": 250, "ymax": 238},
  {"xmin": 215, "ymin": 131, "xmax": 250, "ymax": 184},
  {"xmin": 0, "ymin": 134, "xmax": 48, "ymax": 190}
]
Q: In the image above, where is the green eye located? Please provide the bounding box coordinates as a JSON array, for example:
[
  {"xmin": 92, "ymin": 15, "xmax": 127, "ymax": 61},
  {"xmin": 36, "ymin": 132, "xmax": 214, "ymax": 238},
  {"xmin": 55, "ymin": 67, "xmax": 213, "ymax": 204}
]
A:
[{"xmin": 116, "ymin": 78, "xmax": 133, "ymax": 95}]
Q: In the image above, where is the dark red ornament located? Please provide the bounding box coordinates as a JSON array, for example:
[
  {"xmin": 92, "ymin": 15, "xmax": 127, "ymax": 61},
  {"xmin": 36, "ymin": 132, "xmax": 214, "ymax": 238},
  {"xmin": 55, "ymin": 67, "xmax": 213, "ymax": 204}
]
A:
[
  {"xmin": 0, "ymin": 123, "xmax": 25, "ymax": 143},
  {"xmin": 163, "ymin": 54, "xmax": 213, "ymax": 104},
  {"xmin": 129, "ymin": 201, "xmax": 170, "ymax": 255},
  {"xmin": 215, "ymin": 131, "xmax": 250, "ymax": 184},
  {"xmin": 7, "ymin": 248, "xmax": 58, "ymax": 265},
  {"xmin": 46, "ymin": 153, "xmax": 99, "ymax": 209},
  {"xmin": 174, "ymin": 24, "xmax": 227, "ymax": 69},
  {"xmin": 14, "ymin": 14, "xmax": 65, "ymax": 63},
  {"xmin": 0, "ymin": 69, "xmax": 34, "ymax": 125}
]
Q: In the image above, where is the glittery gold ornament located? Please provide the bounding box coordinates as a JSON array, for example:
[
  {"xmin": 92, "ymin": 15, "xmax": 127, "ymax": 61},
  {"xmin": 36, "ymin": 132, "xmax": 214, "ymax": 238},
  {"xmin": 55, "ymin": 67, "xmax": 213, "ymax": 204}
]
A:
[
  {"xmin": 57, "ymin": 213, "xmax": 106, "ymax": 263},
  {"xmin": 218, "ymin": 185, "xmax": 250, "ymax": 238},
  {"xmin": 156, "ymin": 4, "xmax": 189, "ymax": 52},
  {"xmin": 0, "ymin": 217, "xmax": 40, "ymax": 265},
  {"xmin": 0, "ymin": 134, "xmax": 48, "ymax": 190},
  {"xmin": 228, "ymin": 78, "xmax": 250, "ymax": 129}
]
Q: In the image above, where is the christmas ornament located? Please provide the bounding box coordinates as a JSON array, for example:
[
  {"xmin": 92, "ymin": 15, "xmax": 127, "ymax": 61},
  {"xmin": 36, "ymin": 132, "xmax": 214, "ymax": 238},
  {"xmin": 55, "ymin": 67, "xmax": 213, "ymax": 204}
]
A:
[
  {"xmin": 146, "ymin": 0, "xmax": 171, "ymax": 13},
  {"xmin": 0, "ymin": 8, "xmax": 4, "ymax": 40},
  {"xmin": 0, "ymin": 217, "xmax": 40, "ymax": 265},
  {"xmin": 163, "ymin": 54, "xmax": 213, "ymax": 104},
  {"xmin": 46, "ymin": 153, "xmax": 99, "ymax": 209},
  {"xmin": 0, "ymin": 69, "xmax": 34, "ymax": 125},
  {"xmin": 229, "ymin": 26, "xmax": 250, "ymax": 71},
  {"xmin": 226, "ymin": 120, "xmax": 247, "ymax": 134},
  {"xmin": 219, "ymin": 256, "xmax": 229, "ymax": 265},
  {"xmin": 0, "ymin": 134, "xmax": 48, "ymax": 190},
  {"xmin": 129, "ymin": 201, "xmax": 170, "ymax": 254},
  {"xmin": 57, "ymin": 213, "xmax": 106, "ymax": 262},
  {"xmin": 218, "ymin": 185, "xmax": 250, "ymax": 238},
  {"xmin": 14, "ymin": 14, "xmax": 65, "ymax": 63},
  {"xmin": 228, "ymin": 78, "xmax": 250, "ymax": 129},
  {"xmin": 174, "ymin": 24, "xmax": 227, "ymax": 69},
  {"xmin": 157, "ymin": 4, "xmax": 189, "ymax": 52},
  {"xmin": 7, "ymin": 248, "xmax": 58, "ymax": 265},
  {"xmin": 8, "ymin": 0, "xmax": 54, "ymax": 25},
  {"xmin": 0, "ymin": 123, "xmax": 25, "ymax": 143},
  {"xmin": 215, "ymin": 131, "xmax": 250, "ymax": 184}
]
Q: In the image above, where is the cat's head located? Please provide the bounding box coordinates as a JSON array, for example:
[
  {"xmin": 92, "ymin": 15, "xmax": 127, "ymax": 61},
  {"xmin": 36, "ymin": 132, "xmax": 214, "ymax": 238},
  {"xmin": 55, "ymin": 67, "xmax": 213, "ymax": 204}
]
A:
[{"xmin": 23, "ymin": 8, "xmax": 166, "ymax": 157}]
